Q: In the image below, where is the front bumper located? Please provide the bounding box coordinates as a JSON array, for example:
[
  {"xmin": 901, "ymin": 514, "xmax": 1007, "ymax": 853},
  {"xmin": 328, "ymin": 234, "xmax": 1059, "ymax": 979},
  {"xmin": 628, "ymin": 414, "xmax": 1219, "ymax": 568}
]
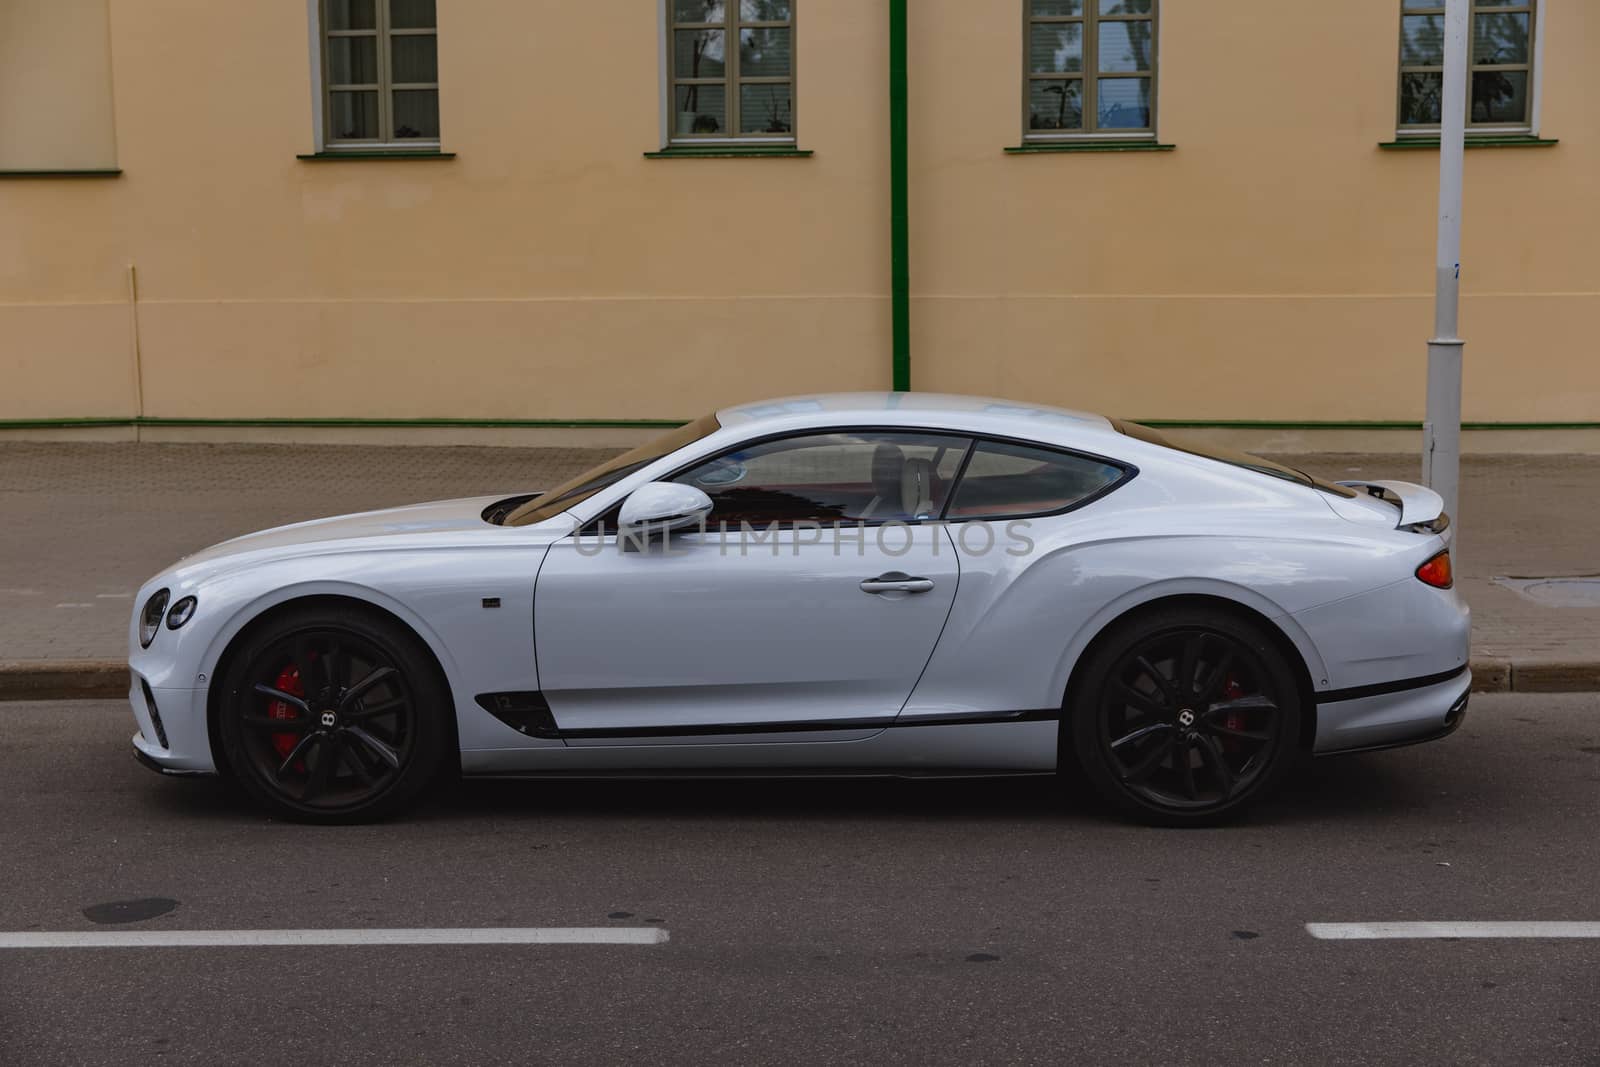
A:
[
  {"xmin": 129, "ymin": 675, "xmax": 217, "ymax": 775},
  {"xmin": 1312, "ymin": 667, "xmax": 1471, "ymax": 755}
]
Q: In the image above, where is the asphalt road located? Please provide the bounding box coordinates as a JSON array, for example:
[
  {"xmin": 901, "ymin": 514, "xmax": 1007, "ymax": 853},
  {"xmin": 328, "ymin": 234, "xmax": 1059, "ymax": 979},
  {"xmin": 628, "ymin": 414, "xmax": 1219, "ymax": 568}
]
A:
[{"xmin": 2, "ymin": 695, "xmax": 1598, "ymax": 1065}]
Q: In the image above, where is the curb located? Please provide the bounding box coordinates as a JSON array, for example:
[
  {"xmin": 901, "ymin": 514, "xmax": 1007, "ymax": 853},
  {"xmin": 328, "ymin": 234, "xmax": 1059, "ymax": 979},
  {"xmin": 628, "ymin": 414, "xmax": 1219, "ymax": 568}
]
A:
[
  {"xmin": 0, "ymin": 661, "xmax": 129, "ymax": 702},
  {"xmin": 0, "ymin": 657, "xmax": 1594, "ymax": 703}
]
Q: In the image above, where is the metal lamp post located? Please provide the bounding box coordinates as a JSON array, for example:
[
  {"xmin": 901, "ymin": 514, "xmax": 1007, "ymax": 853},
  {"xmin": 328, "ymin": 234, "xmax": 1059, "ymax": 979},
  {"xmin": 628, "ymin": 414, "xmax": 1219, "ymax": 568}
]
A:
[{"xmin": 1423, "ymin": 0, "xmax": 1469, "ymax": 526}]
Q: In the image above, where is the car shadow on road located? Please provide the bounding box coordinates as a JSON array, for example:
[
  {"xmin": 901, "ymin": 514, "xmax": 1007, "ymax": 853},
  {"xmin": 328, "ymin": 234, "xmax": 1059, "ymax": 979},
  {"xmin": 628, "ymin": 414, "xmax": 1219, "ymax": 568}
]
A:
[
  {"xmin": 130, "ymin": 744, "xmax": 1463, "ymax": 830},
  {"xmin": 407, "ymin": 748, "xmax": 1448, "ymax": 829}
]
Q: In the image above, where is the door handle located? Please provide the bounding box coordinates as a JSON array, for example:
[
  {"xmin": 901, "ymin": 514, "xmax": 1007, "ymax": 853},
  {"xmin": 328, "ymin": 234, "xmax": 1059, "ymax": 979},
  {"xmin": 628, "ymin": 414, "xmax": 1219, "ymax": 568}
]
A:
[{"xmin": 860, "ymin": 573, "xmax": 935, "ymax": 595}]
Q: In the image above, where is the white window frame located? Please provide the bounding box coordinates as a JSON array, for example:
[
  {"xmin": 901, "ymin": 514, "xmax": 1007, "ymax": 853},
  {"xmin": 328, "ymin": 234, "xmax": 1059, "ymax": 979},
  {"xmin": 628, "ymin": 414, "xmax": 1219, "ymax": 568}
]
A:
[
  {"xmin": 1395, "ymin": 0, "xmax": 1546, "ymax": 138},
  {"xmin": 657, "ymin": 1, "xmax": 798, "ymax": 147},
  {"xmin": 307, "ymin": 0, "xmax": 442, "ymax": 152},
  {"xmin": 1023, "ymin": 0, "xmax": 1161, "ymax": 144}
]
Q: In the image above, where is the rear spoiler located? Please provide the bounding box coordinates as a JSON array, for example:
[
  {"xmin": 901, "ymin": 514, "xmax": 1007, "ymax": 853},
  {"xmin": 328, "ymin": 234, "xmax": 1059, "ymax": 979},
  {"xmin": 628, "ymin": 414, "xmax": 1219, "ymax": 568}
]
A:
[{"xmin": 1336, "ymin": 480, "xmax": 1448, "ymax": 532}]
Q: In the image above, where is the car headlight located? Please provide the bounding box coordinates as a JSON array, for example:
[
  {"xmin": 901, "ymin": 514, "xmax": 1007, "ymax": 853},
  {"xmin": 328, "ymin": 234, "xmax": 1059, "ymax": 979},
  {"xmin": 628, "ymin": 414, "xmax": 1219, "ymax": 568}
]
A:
[
  {"xmin": 166, "ymin": 595, "xmax": 197, "ymax": 630},
  {"xmin": 139, "ymin": 589, "xmax": 170, "ymax": 648}
]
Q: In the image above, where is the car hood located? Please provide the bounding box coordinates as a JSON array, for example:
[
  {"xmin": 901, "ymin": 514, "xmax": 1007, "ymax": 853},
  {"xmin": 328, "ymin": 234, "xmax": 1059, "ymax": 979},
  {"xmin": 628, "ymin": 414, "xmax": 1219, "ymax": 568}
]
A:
[{"xmin": 174, "ymin": 495, "xmax": 519, "ymax": 573}]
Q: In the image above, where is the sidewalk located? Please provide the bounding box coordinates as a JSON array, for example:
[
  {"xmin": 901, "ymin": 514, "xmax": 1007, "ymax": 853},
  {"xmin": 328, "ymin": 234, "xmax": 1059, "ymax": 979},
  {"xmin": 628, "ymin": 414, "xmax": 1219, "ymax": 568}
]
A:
[{"xmin": 1, "ymin": 442, "xmax": 1595, "ymax": 695}]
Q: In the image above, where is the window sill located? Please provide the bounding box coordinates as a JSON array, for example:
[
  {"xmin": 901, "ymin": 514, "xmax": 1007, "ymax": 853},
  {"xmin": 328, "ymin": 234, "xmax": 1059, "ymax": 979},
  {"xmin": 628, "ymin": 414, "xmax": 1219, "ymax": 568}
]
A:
[
  {"xmin": 1378, "ymin": 135, "xmax": 1558, "ymax": 150},
  {"xmin": 0, "ymin": 168, "xmax": 122, "ymax": 178},
  {"xmin": 644, "ymin": 146, "xmax": 812, "ymax": 159},
  {"xmin": 296, "ymin": 150, "xmax": 456, "ymax": 161},
  {"xmin": 1005, "ymin": 141, "xmax": 1174, "ymax": 154}
]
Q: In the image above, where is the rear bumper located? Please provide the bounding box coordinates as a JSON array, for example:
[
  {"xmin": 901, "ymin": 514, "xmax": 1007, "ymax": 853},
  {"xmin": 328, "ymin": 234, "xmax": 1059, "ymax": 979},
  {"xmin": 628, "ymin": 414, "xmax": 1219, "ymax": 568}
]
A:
[{"xmin": 1312, "ymin": 666, "xmax": 1471, "ymax": 755}]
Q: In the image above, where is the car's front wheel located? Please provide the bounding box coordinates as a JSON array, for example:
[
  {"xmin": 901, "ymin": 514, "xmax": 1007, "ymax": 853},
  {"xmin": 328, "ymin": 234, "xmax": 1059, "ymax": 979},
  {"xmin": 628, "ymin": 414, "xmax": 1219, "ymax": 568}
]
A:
[
  {"xmin": 1068, "ymin": 606, "xmax": 1302, "ymax": 827},
  {"xmin": 216, "ymin": 606, "xmax": 449, "ymax": 823}
]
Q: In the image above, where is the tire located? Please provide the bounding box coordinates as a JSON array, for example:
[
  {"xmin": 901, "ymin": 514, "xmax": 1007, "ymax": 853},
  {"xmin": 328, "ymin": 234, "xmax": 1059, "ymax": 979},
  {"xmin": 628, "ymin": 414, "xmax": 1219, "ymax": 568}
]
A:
[
  {"xmin": 216, "ymin": 605, "xmax": 450, "ymax": 823},
  {"xmin": 1067, "ymin": 605, "xmax": 1302, "ymax": 827}
]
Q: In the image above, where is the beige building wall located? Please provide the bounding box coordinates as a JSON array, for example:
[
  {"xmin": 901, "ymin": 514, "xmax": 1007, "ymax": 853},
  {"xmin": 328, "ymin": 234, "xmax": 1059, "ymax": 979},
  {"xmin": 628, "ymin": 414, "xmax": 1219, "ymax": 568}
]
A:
[
  {"xmin": 913, "ymin": 0, "xmax": 1600, "ymax": 423},
  {"xmin": 1, "ymin": 1, "xmax": 1595, "ymax": 431},
  {"xmin": 3, "ymin": 0, "xmax": 890, "ymax": 423}
]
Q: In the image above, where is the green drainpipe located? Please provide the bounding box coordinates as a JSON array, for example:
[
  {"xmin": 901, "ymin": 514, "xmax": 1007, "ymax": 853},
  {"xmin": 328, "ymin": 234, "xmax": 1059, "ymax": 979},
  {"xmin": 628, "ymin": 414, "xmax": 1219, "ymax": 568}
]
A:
[{"xmin": 889, "ymin": 0, "xmax": 910, "ymax": 392}]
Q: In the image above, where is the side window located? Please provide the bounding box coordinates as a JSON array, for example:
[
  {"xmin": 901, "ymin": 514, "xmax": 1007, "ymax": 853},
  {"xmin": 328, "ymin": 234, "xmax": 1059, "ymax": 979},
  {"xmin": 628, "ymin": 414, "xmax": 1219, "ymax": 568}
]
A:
[
  {"xmin": 946, "ymin": 440, "xmax": 1125, "ymax": 519},
  {"xmin": 673, "ymin": 432, "xmax": 971, "ymax": 527}
]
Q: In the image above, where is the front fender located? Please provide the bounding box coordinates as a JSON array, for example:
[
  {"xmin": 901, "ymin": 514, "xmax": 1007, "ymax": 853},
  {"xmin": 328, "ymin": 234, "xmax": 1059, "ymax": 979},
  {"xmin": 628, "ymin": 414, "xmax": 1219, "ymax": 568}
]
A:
[{"xmin": 129, "ymin": 546, "xmax": 549, "ymax": 759}]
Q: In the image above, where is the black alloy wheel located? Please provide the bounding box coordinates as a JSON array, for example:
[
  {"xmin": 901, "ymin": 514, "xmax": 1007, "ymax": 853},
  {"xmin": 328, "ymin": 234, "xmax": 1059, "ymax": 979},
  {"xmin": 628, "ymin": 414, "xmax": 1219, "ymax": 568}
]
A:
[
  {"xmin": 217, "ymin": 606, "xmax": 448, "ymax": 823},
  {"xmin": 1069, "ymin": 607, "xmax": 1301, "ymax": 826}
]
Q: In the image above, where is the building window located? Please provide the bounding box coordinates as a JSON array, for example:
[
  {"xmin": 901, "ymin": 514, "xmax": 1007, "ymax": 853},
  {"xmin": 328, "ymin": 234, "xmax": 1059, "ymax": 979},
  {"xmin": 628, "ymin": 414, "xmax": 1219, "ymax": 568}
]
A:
[
  {"xmin": 320, "ymin": 0, "xmax": 439, "ymax": 147},
  {"xmin": 1025, "ymin": 1, "xmax": 1157, "ymax": 140},
  {"xmin": 1398, "ymin": 1, "xmax": 1537, "ymax": 132},
  {"xmin": 668, "ymin": 1, "xmax": 795, "ymax": 142}
]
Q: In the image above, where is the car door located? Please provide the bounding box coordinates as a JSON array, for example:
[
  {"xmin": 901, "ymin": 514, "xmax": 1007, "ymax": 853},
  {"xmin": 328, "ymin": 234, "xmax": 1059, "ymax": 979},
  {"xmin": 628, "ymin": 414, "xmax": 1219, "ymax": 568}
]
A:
[{"xmin": 533, "ymin": 430, "xmax": 972, "ymax": 741}]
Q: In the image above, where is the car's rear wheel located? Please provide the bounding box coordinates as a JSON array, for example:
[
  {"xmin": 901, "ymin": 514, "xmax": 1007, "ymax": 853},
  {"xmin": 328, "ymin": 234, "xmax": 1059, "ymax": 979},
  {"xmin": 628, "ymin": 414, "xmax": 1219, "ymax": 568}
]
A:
[
  {"xmin": 1068, "ymin": 606, "xmax": 1302, "ymax": 827},
  {"xmin": 217, "ymin": 606, "xmax": 449, "ymax": 823}
]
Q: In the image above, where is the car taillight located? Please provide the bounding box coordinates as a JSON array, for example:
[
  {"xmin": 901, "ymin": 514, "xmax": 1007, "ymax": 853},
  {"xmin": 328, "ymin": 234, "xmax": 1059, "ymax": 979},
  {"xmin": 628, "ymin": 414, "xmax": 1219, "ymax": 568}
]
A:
[{"xmin": 1416, "ymin": 549, "xmax": 1453, "ymax": 589}]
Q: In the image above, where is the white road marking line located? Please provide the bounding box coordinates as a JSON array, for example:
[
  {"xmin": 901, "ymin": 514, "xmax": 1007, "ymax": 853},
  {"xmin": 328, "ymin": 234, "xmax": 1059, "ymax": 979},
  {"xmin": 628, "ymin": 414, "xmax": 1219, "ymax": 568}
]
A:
[
  {"xmin": 1307, "ymin": 922, "xmax": 1600, "ymax": 940},
  {"xmin": 0, "ymin": 927, "xmax": 670, "ymax": 949},
  {"xmin": 54, "ymin": 603, "xmax": 95, "ymax": 609},
  {"xmin": 96, "ymin": 593, "xmax": 132, "ymax": 599}
]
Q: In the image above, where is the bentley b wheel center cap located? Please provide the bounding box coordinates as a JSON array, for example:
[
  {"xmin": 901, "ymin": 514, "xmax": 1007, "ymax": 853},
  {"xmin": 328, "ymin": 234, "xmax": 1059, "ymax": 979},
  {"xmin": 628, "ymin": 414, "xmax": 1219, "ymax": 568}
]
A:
[
  {"xmin": 1177, "ymin": 709, "xmax": 1196, "ymax": 727},
  {"xmin": 320, "ymin": 710, "xmax": 338, "ymax": 729}
]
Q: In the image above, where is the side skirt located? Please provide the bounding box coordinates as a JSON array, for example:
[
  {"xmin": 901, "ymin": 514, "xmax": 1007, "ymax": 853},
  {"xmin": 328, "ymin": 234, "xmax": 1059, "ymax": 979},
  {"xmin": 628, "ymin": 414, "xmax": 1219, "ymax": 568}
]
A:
[{"xmin": 459, "ymin": 715, "xmax": 1061, "ymax": 776}]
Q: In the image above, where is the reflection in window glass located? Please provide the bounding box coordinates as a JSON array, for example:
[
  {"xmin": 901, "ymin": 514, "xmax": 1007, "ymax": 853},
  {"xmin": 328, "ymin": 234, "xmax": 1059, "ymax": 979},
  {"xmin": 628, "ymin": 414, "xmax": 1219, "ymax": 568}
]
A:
[
  {"xmin": 668, "ymin": 0, "xmax": 796, "ymax": 142},
  {"xmin": 947, "ymin": 442, "xmax": 1124, "ymax": 520},
  {"xmin": 1025, "ymin": 0, "xmax": 1156, "ymax": 138},
  {"xmin": 1029, "ymin": 80, "xmax": 1083, "ymax": 131},
  {"xmin": 675, "ymin": 29, "xmax": 727, "ymax": 78},
  {"xmin": 1400, "ymin": 71, "xmax": 1444, "ymax": 124},
  {"xmin": 1396, "ymin": 1, "xmax": 1537, "ymax": 131},
  {"xmin": 1098, "ymin": 78, "xmax": 1150, "ymax": 128},
  {"xmin": 740, "ymin": 84, "xmax": 792, "ymax": 133},
  {"xmin": 1029, "ymin": 23, "xmax": 1083, "ymax": 74},
  {"xmin": 1097, "ymin": 20, "xmax": 1152, "ymax": 73}
]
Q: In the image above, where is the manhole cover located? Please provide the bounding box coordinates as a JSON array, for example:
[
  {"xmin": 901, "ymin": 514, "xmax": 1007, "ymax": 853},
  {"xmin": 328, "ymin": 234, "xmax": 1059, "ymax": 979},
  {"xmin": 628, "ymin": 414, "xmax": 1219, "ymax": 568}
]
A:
[{"xmin": 1493, "ymin": 576, "xmax": 1600, "ymax": 608}]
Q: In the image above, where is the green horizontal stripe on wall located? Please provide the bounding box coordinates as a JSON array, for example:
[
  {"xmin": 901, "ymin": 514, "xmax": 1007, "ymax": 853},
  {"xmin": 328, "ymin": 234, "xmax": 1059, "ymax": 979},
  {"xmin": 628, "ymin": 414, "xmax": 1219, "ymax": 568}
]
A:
[{"xmin": 5, "ymin": 417, "xmax": 1600, "ymax": 433}]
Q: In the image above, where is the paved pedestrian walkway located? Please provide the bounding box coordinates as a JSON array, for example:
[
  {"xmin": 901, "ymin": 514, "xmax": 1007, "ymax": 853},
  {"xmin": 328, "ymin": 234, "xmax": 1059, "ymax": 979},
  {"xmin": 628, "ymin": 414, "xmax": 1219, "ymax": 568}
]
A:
[{"xmin": 1, "ymin": 442, "xmax": 1595, "ymax": 690}]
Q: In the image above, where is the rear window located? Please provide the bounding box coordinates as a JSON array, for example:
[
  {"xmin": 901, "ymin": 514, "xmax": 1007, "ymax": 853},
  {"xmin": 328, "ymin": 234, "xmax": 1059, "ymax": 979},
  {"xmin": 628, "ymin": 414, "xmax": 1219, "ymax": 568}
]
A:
[
  {"xmin": 946, "ymin": 441, "xmax": 1127, "ymax": 519},
  {"xmin": 1111, "ymin": 419, "xmax": 1356, "ymax": 498}
]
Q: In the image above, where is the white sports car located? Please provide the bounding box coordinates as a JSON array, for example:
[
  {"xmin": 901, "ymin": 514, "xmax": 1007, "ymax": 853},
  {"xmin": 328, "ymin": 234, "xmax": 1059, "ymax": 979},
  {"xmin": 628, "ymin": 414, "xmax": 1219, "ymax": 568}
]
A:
[{"xmin": 128, "ymin": 393, "xmax": 1469, "ymax": 826}]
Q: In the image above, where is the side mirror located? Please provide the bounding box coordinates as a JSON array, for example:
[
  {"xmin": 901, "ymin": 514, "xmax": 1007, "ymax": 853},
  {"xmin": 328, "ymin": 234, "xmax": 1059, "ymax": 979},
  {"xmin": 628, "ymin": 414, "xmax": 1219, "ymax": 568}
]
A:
[{"xmin": 617, "ymin": 482, "xmax": 713, "ymax": 535}]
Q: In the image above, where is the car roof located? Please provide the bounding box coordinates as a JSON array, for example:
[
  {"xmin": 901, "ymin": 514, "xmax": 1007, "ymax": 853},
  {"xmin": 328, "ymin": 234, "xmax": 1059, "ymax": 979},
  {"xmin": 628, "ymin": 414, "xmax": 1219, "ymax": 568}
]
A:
[{"xmin": 716, "ymin": 392, "xmax": 1115, "ymax": 443}]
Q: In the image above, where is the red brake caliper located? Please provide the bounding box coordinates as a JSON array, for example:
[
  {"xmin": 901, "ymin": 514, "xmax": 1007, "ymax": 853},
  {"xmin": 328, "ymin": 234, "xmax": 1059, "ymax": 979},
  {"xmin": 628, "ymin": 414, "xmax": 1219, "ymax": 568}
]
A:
[
  {"xmin": 1220, "ymin": 677, "xmax": 1246, "ymax": 751},
  {"xmin": 269, "ymin": 665, "xmax": 305, "ymax": 760}
]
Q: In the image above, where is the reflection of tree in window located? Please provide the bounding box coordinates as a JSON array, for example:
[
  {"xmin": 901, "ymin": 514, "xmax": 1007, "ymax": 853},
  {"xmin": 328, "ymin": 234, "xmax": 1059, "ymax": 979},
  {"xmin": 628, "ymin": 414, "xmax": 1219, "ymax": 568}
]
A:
[{"xmin": 1395, "ymin": 1, "xmax": 1535, "ymax": 129}]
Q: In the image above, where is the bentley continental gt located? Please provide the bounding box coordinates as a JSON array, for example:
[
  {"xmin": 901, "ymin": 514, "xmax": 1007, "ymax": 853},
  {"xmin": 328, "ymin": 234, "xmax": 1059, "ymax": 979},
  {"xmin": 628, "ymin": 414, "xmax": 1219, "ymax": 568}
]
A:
[{"xmin": 128, "ymin": 393, "xmax": 1469, "ymax": 825}]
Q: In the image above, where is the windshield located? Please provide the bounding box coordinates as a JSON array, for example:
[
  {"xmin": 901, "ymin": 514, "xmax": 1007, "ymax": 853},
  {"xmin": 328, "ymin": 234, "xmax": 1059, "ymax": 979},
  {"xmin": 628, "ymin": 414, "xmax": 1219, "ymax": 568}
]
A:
[
  {"xmin": 502, "ymin": 413, "xmax": 723, "ymax": 526},
  {"xmin": 1111, "ymin": 419, "xmax": 1356, "ymax": 498}
]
